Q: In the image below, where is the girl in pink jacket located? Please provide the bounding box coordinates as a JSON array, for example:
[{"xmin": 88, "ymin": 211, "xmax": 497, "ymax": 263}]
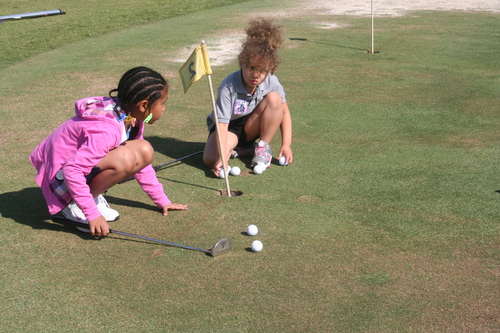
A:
[{"xmin": 30, "ymin": 67, "xmax": 187, "ymax": 237}]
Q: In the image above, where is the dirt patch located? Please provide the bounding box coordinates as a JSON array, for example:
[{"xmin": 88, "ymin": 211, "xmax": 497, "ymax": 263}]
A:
[
  {"xmin": 168, "ymin": 0, "xmax": 499, "ymax": 68},
  {"xmin": 167, "ymin": 34, "xmax": 245, "ymax": 68},
  {"xmin": 302, "ymin": 0, "xmax": 500, "ymax": 16}
]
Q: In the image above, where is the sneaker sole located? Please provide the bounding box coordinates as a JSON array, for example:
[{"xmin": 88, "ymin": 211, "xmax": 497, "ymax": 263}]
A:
[
  {"xmin": 62, "ymin": 213, "xmax": 119, "ymax": 223},
  {"xmin": 250, "ymin": 161, "xmax": 271, "ymax": 168}
]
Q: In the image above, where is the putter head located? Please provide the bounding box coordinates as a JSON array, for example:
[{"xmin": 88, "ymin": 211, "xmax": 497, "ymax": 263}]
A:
[{"xmin": 210, "ymin": 238, "xmax": 231, "ymax": 256}]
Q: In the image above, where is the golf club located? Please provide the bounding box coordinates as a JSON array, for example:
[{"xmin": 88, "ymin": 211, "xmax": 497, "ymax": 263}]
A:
[
  {"xmin": 52, "ymin": 216, "xmax": 231, "ymax": 257},
  {"xmin": 119, "ymin": 150, "xmax": 203, "ymax": 184},
  {"xmin": 0, "ymin": 9, "xmax": 66, "ymax": 22}
]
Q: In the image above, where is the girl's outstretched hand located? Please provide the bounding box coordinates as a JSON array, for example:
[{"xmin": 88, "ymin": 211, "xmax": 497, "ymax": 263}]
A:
[
  {"xmin": 161, "ymin": 203, "xmax": 188, "ymax": 216},
  {"xmin": 89, "ymin": 216, "xmax": 110, "ymax": 237}
]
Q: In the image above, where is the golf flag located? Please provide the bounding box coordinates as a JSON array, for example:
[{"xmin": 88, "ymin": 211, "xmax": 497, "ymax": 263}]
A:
[
  {"xmin": 179, "ymin": 43, "xmax": 212, "ymax": 93},
  {"xmin": 178, "ymin": 41, "xmax": 233, "ymax": 197}
]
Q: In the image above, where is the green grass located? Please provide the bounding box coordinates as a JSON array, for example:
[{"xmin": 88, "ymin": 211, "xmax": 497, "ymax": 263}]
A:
[
  {"xmin": 0, "ymin": 0, "xmax": 249, "ymax": 70},
  {"xmin": 1, "ymin": 0, "xmax": 499, "ymax": 331}
]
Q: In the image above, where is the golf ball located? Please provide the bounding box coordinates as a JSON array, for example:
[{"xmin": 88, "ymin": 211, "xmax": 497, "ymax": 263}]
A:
[
  {"xmin": 219, "ymin": 166, "xmax": 230, "ymax": 179},
  {"xmin": 253, "ymin": 164, "xmax": 265, "ymax": 175},
  {"xmin": 230, "ymin": 166, "xmax": 241, "ymax": 176},
  {"xmin": 251, "ymin": 240, "xmax": 263, "ymax": 252},
  {"xmin": 247, "ymin": 224, "xmax": 258, "ymax": 236},
  {"xmin": 279, "ymin": 156, "xmax": 288, "ymax": 166}
]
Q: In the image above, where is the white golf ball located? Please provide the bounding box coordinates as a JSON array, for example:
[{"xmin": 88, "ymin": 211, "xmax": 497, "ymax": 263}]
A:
[
  {"xmin": 251, "ymin": 240, "xmax": 263, "ymax": 252},
  {"xmin": 219, "ymin": 166, "xmax": 230, "ymax": 179},
  {"xmin": 279, "ymin": 156, "xmax": 288, "ymax": 166},
  {"xmin": 247, "ymin": 224, "xmax": 258, "ymax": 236},
  {"xmin": 253, "ymin": 164, "xmax": 265, "ymax": 175},
  {"xmin": 230, "ymin": 166, "xmax": 241, "ymax": 176}
]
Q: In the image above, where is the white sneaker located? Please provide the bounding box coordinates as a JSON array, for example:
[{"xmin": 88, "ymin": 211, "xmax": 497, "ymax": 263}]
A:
[
  {"xmin": 61, "ymin": 203, "xmax": 90, "ymax": 233},
  {"xmin": 62, "ymin": 202, "xmax": 87, "ymax": 222},
  {"xmin": 94, "ymin": 194, "xmax": 120, "ymax": 222},
  {"xmin": 61, "ymin": 194, "xmax": 119, "ymax": 223},
  {"xmin": 250, "ymin": 140, "xmax": 272, "ymax": 168}
]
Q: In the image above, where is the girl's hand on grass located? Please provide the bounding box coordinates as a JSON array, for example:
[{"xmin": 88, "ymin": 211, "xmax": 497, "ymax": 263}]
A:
[
  {"xmin": 162, "ymin": 203, "xmax": 188, "ymax": 216},
  {"xmin": 89, "ymin": 216, "xmax": 110, "ymax": 237}
]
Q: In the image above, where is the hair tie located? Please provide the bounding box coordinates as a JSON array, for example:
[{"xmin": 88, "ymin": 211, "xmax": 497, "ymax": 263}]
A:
[{"xmin": 117, "ymin": 114, "xmax": 133, "ymax": 122}]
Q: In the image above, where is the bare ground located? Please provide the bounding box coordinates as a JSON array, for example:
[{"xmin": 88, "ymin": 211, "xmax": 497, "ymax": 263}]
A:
[{"xmin": 168, "ymin": 0, "xmax": 499, "ymax": 67}]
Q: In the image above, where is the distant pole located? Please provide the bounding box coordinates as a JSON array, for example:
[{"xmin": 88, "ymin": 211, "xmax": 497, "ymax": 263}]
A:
[{"xmin": 371, "ymin": 0, "xmax": 375, "ymax": 53}]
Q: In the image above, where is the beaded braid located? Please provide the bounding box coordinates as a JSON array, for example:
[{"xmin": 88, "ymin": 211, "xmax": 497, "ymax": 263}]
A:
[{"xmin": 109, "ymin": 66, "xmax": 168, "ymax": 114}]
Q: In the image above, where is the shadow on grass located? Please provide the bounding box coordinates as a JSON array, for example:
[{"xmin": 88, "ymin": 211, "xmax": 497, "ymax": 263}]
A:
[
  {"xmin": 101, "ymin": 195, "xmax": 162, "ymax": 212},
  {"xmin": 290, "ymin": 33, "xmax": 404, "ymax": 52},
  {"xmin": 156, "ymin": 176, "xmax": 219, "ymax": 191},
  {"xmin": 0, "ymin": 188, "xmax": 187, "ymax": 248},
  {"xmin": 147, "ymin": 136, "xmax": 206, "ymax": 171},
  {"xmin": 0, "ymin": 187, "xmax": 70, "ymax": 232},
  {"xmin": 0, "ymin": 187, "xmax": 100, "ymax": 240},
  {"xmin": 289, "ymin": 37, "xmax": 367, "ymax": 51},
  {"xmin": 0, "ymin": 187, "xmax": 170, "ymax": 241}
]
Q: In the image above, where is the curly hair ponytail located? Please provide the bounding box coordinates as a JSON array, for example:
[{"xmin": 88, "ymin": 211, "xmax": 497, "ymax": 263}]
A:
[{"xmin": 238, "ymin": 18, "xmax": 284, "ymax": 74}]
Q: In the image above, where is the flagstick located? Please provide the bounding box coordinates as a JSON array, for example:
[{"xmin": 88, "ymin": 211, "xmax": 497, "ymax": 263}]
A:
[
  {"xmin": 371, "ymin": 0, "xmax": 375, "ymax": 53},
  {"xmin": 201, "ymin": 41, "xmax": 232, "ymax": 197},
  {"xmin": 207, "ymin": 75, "xmax": 232, "ymax": 197}
]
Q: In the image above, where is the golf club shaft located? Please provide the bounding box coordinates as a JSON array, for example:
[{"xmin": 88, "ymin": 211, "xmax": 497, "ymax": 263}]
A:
[
  {"xmin": 152, "ymin": 150, "xmax": 203, "ymax": 171},
  {"xmin": 0, "ymin": 9, "xmax": 65, "ymax": 21},
  {"xmin": 120, "ymin": 150, "xmax": 203, "ymax": 184},
  {"xmin": 52, "ymin": 216, "xmax": 210, "ymax": 254},
  {"xmin": 110, "ymin": 230, "xmax": 210, "ymax": 254}
]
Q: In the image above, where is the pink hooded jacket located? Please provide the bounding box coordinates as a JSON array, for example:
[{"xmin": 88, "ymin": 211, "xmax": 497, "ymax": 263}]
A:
[{"xmin": 29, "ymin": 96, "xmax": 171, "ymax": 221}]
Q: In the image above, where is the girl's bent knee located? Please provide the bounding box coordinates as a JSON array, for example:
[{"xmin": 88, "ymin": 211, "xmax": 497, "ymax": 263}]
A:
[
  {"xmin": 114, "ymin": 148, "xmax": 138, "ymax": 173},
  {"xmin": 258, "ymin": 92, "xmax": 283, "ymax": 116},
  {"xmin": 265, "ymin": 92, "xmax": 283, "ymax": 106},
  {"xmin": 137, "ymin": 140, "xmax": 154, "ymax": 165}
]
